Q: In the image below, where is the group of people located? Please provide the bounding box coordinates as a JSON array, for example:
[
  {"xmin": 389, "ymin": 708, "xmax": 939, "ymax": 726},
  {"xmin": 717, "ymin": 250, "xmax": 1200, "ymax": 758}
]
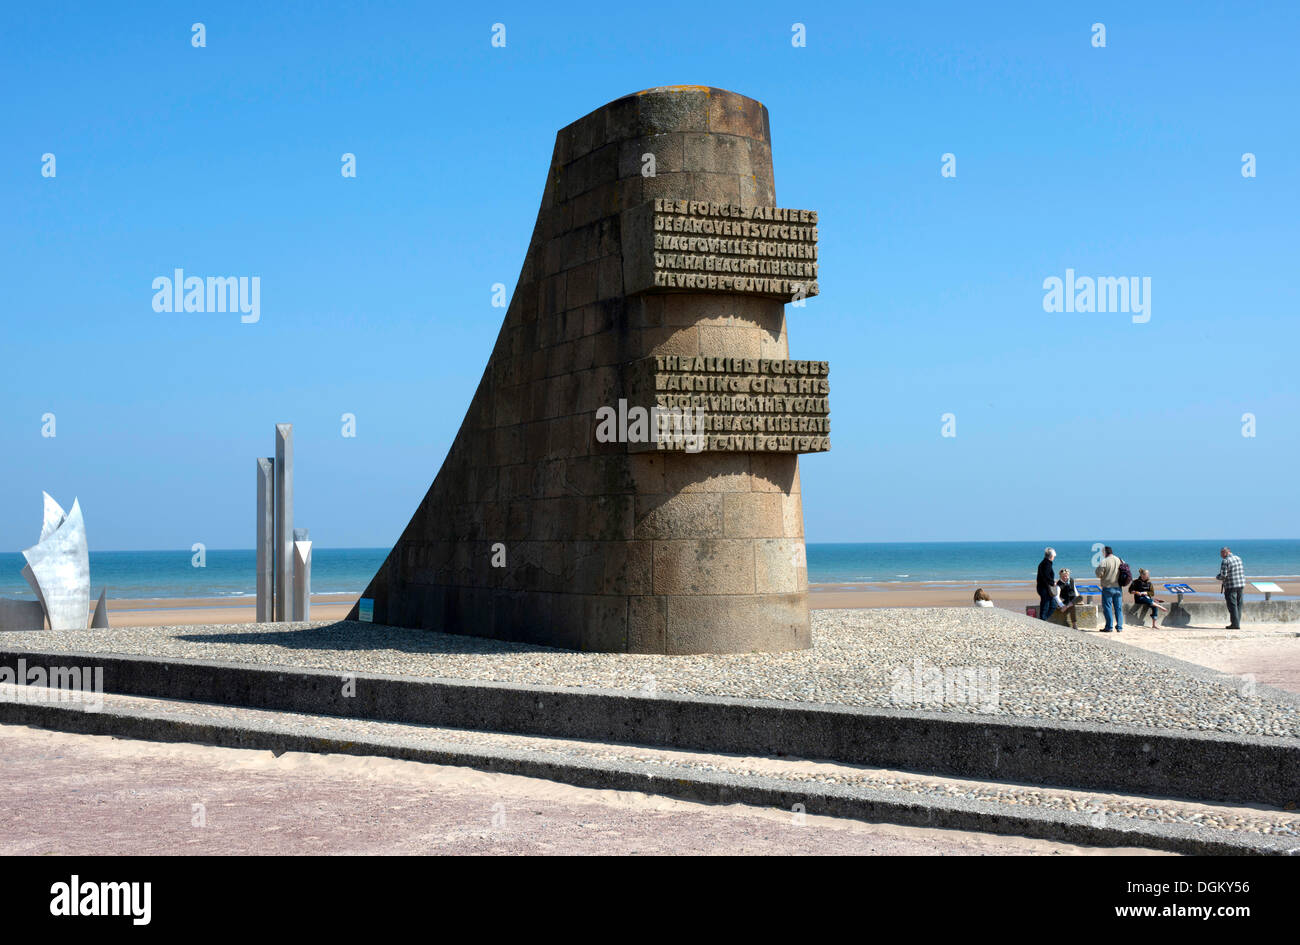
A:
[
  {"xmin": 1033, "ymin": 548, "xmax": 1102, "ymax": 629},
  {"xmin": 1025, "ymin": 546, "xmax": 1249, "ymax": 632}
]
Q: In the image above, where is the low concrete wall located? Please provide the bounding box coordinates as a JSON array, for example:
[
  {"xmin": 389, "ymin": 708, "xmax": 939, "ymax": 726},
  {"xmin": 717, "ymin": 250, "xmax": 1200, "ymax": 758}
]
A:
[
  {"xmin": 1045, "ymin": 604, "xmax": 1100, "ymax": 630},
  {"xmin": 1024, "ymin": 603, "xmax": 1100, "ymax": 630},
  {"xmin": 0, "ymin": 599, "xmax": 44, "ymax": 631},
  {"xmin": 2, "ymin": 647, "xmax": 1297, "ymax": 808},
  {"xmin": 1125, "ymin": 598, "xmax": 1300, "ymax": 627}
]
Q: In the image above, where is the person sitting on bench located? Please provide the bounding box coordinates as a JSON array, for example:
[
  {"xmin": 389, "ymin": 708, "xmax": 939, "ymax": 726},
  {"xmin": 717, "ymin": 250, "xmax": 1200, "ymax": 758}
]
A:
[
  {"xmin": 1055, "ymin": 568, "xmax": 1081, "ymax": 629},
  {"xmin": 1130, "ymin": 569, "xmax": 1170, "ymax": 628}
]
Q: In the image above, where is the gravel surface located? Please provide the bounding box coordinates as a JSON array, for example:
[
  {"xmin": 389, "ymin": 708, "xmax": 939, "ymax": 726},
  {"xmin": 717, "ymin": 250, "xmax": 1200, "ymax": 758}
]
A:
[
  {"xmin": 5, "ymin": 684, "xmax": 1296, "ymax": 840},
  {"xmin": 3, "ymin": 607, "xmax": 1298, "ymax": 737}
]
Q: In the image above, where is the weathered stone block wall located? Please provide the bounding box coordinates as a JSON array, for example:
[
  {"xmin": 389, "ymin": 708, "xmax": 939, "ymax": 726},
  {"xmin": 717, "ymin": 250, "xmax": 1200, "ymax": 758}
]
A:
[{"xmin": 350, "ymin": 86, "xmax": 821, "ymax": 653}]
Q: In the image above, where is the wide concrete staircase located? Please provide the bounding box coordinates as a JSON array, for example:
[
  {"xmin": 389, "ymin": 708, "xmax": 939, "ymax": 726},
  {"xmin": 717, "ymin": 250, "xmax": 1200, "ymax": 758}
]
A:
[{"xmin": 3, "ymin": 646, "xmax": 1298, "ymax": 855}]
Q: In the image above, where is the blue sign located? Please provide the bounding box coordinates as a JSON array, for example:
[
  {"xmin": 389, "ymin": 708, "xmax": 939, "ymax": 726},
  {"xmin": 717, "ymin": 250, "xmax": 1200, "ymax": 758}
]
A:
[
  {"xmin": 359, "ymin": 598, "xmax": 374, "ymax": 622},
  {"xmin": 1164, "ymin": 583, "xmax": 1196, "ymax": 593}
]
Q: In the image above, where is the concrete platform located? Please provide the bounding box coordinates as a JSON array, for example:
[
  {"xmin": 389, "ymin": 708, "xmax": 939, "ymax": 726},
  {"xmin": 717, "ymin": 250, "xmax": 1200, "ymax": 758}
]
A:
[
  {"xmin": 2, "ymin": 638, "xmax": 1299, "ymax": 810},
  {"xmin": 7, "ymin": 723, "xmax": 1161, "ymax": 857},
  {"xmin": 2, "ymin": 688, "xmax": 1295, "ymax": 855},
  {"xmin": 4, "ymin": 608, "xmax": 1297, "ymax": 737},
  {"xmin": 1126, "ymin": 598, "xmax": 1300, "ymax": 627},
  {"xmin": 4, "ymin": 607, "xmax": 1298, "ymax": 841}
]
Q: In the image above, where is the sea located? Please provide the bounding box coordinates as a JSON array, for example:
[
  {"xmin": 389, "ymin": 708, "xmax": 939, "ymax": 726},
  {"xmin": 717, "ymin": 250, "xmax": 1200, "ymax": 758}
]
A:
[{"xmin": 1, "ymin": 539, "xmax": 1296, "ymax": 600}]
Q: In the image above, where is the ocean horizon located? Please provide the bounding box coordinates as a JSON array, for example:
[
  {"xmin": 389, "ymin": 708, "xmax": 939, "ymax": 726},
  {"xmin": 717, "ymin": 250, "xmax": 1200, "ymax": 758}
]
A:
[{"xmin": 0, "ymin": 539, "xmax": 1296, "ymax": 601}]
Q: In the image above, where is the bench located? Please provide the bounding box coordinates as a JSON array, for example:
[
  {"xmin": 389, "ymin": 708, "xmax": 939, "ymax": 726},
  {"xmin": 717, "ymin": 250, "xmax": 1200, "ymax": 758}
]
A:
[{"xmin": 1024, "ymin": 602, "xmax": 1100, "ymax": 629}]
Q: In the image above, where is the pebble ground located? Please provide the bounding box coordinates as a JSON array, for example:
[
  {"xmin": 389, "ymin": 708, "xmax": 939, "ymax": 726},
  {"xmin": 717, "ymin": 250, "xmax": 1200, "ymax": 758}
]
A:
[{"xmin": 3, "ymin": 607, "xmax": 1298, "ymax": 738}]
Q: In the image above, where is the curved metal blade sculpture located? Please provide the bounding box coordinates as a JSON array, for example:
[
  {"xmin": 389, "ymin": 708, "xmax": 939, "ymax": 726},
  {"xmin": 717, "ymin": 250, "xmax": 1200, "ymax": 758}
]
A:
[{"xmin": 19, "ymin": 492, "xmax": 92, "ymax": 630}]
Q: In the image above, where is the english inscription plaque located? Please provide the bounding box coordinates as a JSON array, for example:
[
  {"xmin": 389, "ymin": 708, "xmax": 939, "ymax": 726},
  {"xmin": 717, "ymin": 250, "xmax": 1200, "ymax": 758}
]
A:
[{"xmin": 628, "ymin": 355, "xmax": 831, "ymax": 453}]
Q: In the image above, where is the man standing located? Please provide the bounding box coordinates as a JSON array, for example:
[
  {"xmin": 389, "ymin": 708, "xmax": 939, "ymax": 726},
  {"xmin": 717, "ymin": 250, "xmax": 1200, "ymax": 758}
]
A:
[
  {"xmin": 1095, "ymin": 545, "xmax": 1124, "ymax": 632},
  {"xmin": 1036, "ymin": 547, "xmax": 1058, "ymax": 621},
  {"xmin": 1217, "ymin": 547, "xmax": 1246, "ymax": 630}
]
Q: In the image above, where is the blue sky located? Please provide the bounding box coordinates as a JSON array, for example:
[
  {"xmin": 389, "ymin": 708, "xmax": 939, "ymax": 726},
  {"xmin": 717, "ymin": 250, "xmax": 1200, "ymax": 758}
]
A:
[{"xmin": 2, "ymin": 1, "xmax": 1296, "ymax": 551}]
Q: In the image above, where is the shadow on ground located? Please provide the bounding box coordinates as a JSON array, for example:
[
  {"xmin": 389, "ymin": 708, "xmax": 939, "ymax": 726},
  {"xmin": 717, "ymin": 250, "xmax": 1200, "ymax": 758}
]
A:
[{"xmin": 174, "ymin": 620, "xmax": 563, "ymax": 657}]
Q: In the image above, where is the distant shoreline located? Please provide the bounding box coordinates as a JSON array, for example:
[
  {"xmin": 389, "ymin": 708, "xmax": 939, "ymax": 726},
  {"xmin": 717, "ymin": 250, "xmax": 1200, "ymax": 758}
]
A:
[
  {"xmin": 5, "ymin": 540, "xmax": 1294, "ymax": 597},
  {"xmin": 810, "ymin": 575, "xmax": 1300, "ymax": 588},
  {"xmin": 86, "ymin": 573, "xmax": 1300, "ymax": 604},
  {"xmin": 79, "ymin": 577, "xmax": 1300, "ymax": 628}
]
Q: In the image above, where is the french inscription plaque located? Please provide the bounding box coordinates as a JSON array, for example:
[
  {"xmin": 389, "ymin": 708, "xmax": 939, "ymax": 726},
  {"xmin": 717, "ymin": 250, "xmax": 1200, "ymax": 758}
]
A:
[{"xmin": 623, "ymin": 199, "xmax": 820, "ymax": 301}]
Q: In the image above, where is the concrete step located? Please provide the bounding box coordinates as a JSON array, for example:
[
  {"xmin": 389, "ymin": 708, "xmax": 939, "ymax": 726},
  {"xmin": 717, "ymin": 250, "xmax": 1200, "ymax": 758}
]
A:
[
  {"xmin": 2, "ymin": 683, "xmax": 1297, "ymax": 855},
  {"xmin": 3, "ymin": 645, "xmax": 1298, "ymax": 810}
]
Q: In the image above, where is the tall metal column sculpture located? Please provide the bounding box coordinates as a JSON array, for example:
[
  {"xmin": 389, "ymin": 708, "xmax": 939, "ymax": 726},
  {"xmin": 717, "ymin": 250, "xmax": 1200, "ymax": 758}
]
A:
[
  {"xmin": 255, "ymin": 424, "xmax": 310, "ymax": 623},
  {"xmin": 274, "ymin": 423, "xmax": 294, "ymax": 622},
  {"xmin": 255, "ymin": 457, "xmax": 274, "ymax": 621},
  {"xmin": 293, "ymin": 531, "xmax": 312, "ymax": 621}
]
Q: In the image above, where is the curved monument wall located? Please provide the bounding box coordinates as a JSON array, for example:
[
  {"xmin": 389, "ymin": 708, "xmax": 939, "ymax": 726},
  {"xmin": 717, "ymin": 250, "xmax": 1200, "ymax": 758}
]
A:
[{"xmin": 351, "ymin": 86, "xmax": 827, "ymax": 653}]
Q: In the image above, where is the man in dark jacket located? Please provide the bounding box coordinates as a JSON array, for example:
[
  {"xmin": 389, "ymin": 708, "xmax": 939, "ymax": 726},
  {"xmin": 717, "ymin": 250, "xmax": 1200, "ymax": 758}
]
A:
[{"xmin": 1036, "ymin": 547, "xmax": 1058, "ymax": 621}]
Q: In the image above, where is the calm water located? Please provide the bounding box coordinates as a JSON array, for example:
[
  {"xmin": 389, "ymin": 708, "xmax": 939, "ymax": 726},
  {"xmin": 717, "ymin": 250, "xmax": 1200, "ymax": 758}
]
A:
[
  {"xmin": 804, "ymin": 540, "xmax": 1300, "ymax": 584},
  {"xmin": 0, "ymin": 548, "xmax": 390, "ymax": 600},
  {"xmin": 0, "ymin": 540, "xmax": 1295, "ymax": 599}
]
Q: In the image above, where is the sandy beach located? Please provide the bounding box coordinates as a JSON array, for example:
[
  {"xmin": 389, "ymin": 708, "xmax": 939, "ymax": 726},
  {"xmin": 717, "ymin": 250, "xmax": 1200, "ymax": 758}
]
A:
[
  {"xmin": 97, "ymin": 578, "xmax": 1300, "ymax": 627},
  {"xmin": 813, "ymin": 577, "xmax": 1300, "ymax": 611},
  {"xmin": 105, "ymin": 594, "xmax": 358, "ymax": 627}
]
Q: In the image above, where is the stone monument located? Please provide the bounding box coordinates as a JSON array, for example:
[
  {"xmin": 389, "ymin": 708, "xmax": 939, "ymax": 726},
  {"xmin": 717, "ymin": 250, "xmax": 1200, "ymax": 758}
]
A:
[{"xmin": 351, "ymin": 86, "xmax": 830, "ymax": 653}]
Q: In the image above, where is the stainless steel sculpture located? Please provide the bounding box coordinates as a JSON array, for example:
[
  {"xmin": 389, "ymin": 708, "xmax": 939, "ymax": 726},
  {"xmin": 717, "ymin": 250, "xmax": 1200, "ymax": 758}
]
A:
[
  {"xmin": 0, "ymin": 493, "xmax": 109, "ymax": 631},
  {"xmin": 91, "ymin": 588, "xmax": 109, "ymax": 628},
  {"xmin": 254, "ymin": 424, "xmax": 310, "ymax": 624},
  {"xmin": 274, "ymin": 424, "xmax": 294, "ymax": 621},
  {"xmin": 256, "ymin": 457, "xmax": 274, "ymax": 621},
  {"xmin": 20, "ymin": 564, "xmax": 47, "ymax": 619},
  {"xmin": 39, "ymin": 491, "xmax": 64, "ymax": 542},
  {"xmin": 18, "ymin": 493, "xmax": 91, "ymax": 630},
  {"xmin": 293, "ymin": 538, "xmax": 312, "ymax": 621}
]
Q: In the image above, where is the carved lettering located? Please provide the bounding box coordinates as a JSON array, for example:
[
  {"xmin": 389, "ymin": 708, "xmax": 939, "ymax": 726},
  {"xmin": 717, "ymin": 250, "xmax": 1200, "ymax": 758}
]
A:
[
  {"xmin": 631, "ymin": 357, "xmax": 831, "ymax": 453},
  {"xmin": 627, "ymin": 201, "xmax": 821, "ymax": 301}
]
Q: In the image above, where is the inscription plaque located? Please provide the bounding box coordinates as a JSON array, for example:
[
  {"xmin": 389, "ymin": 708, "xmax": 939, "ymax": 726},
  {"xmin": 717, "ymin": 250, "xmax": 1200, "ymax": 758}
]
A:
[
  {"xmin": 628, "ymin": 355, "xmax": 831, "ymax": 453},
  {"xmin": 623, "ymin": 199, "xmax": 820, "ymax": 301}
]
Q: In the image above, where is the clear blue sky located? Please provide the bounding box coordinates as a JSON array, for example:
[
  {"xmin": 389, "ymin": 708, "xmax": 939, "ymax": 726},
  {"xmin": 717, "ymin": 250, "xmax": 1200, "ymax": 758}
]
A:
[{"xmin": 2, "ymin": 1, "xmax": 1297, "ymax": 551}]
